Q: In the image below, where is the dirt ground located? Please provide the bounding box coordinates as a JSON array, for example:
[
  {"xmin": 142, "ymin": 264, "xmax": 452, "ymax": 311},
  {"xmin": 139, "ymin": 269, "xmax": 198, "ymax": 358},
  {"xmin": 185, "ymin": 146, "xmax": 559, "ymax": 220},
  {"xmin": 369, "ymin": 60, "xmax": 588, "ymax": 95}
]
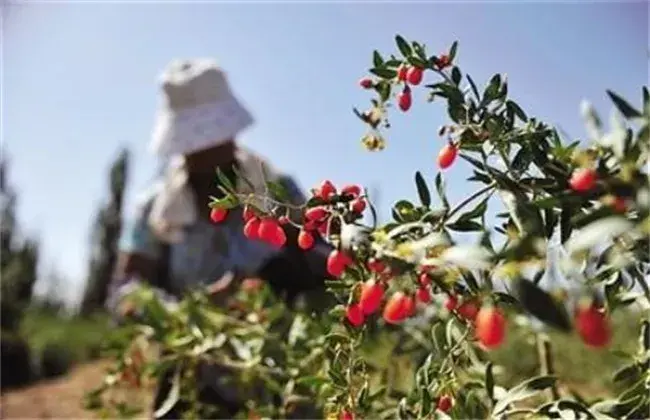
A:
[{"xmin": 0, "ymin": 360, "xmax": 151, "ymax": 419}]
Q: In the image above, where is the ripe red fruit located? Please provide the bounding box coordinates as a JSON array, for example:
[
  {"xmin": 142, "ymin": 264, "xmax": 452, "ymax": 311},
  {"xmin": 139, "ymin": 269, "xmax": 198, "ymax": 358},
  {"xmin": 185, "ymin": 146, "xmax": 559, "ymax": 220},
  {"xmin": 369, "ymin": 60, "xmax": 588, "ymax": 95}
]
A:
[
  {"xmin": 339, "ymin": 410, "xmax": 354, "ymax": 420},
  {"xmin": 397, "ymin": 65, "xmax": 408, "ymax": 81},
  {"xmin": 258, "ymin": 218, "xmax": 286, "ymax": 247},
  {"xmin": 406, "ymin": 66, "xmax": 423, "ymax": 85},
  {"xmin": 244, "ymin": 217, "xmax": 261, "ymax": 240},
  {"xmin": 475, "ymin": 305, "xmax": 506, "ymax": 349},
  {"xmin": 359, "ymin": 280, "xmax": 385, "ymax": 315},
  {"xmin": 210, "ymin": 207, "xmax": 228, "ymax": 223},
  {"xmin": 436, "ymin": 54, "xmax": 451, "ymax": 70},
  {"xmin": 437, "ymin": 395, "xmax": 453, "ymax": 413},
  {"xmin": 367, "ymin": 258, "xmax": 386, "ymax": 273},
  {"xmin": 404, "ymin": 295, "xmax": 416, "ymax": 316},
  {"xmin": 418, "ymin": 272, "xmax": 431, "ymax": 286},
  {"xmin": 297, "ymin": 229, "xmax": 315, "ymax": 250},
  {"xmin": 341, "ymin": 184, "xmax": 361, "ymax": 198},
  {"xmin": 305, "ymin": 206, "xmax": 328, "ymax": 221},
  {"xmin": 327, "ymin": 249, "xmax": 353, "ymax": 278},
  {"xmin": 242, "ymin": 206, "xmax": 255, "ymax": 222},
  {"xmin": 316, "ymin": 180, "xmax": 337, "ymax": 200},
  {"xmin": 416, "ymin": 286, "xmax": 431, "ymax": 303},
  {"xmin": 345, "ymin": 303, "xmax": 364, "ymax": 327},
  {"xmin": 359, "ymin": 77, "xmax": 373, "ymax": 89},
  {"xmin": 457, "ymin": 300, "xmax": 480, "ymax": 321},
  {"xmin": 398, "ymin": 86, "xmax": 412, "ymax": 112},
  {"xmin": 437, "ymin": 143, "xmax": 458, "ymax": 169},
  {"xmin": 317, "ymin": 222, "xmax": 329, "ymax": 235},
  {"xmin": 445, "ymin": 294, "xmax": 458, "ymax": 311},
  {"xmin": 351, "ymin": 198, "xmax": 366, "ymax": 214},
  {"xmin": 383, "ymin": 292, "xmax": 412, "ymax": 324},
  {"xmin": 569, "ymin": 168, "xmax": 597, "ymax": 192},
  {"xmin": 575, "ymin": 302, "xmax": 611, "ymax": 348}
]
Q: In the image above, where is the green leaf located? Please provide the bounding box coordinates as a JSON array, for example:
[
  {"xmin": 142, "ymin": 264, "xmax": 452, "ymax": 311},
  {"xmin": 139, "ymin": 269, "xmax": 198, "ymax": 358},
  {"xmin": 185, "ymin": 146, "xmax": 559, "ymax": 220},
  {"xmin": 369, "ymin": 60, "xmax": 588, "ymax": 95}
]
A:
[
  {"xmin": 451, "ymin": 67, "xmax": 461, "ymax": 86},
  {"xmin": 414, "ymin": 171, "xmax": 431, "ymax": 208},
  {"xmin": 435, "ymin": 173, "xmax": 450, "ymax": 209},
  {"xmin": 373, "ymin": 50, "xmax": 384, "ymax": 68},
  {"xmin": 459, "ymin": 153, "xmax": 486, "ymax": 171},
  {"xmin": 512, "ymin": 277, "xmax": 572, "ymax": 332},
  {"xmin": 407, "ymin": 56, "xmax": 428, "ymax": 69},
  {"xmin": 447, "ymin": 219, "xmax": 483, "ymax": 232},
  {"xmin": 153, "ymin": 365, "xmax": 181, "ymax": 418},
  {"xmin": 216, "ymin": 167, "xmax": 236, "ymax": 192},
  {"xmin": 466, "ymin": 74, "xmax": 481, "ymax": 101},
  {"xmin": 370, "ymin": 67, "xmax": 397, "ymax": 79},
  {"xmin": 395, "ymin": 35, "xmax": 412, "ymax": 57},
  {"xmin": 506, "ymin": 100, "xmax": 528, "ymax": 122},
  {"xmin": 640, "ymin": 320, "xmax": 650, "ymax": 352},
  {"xmin": 448, "ymin": 40, "xmax": 458, "ymax": 62},
  {"xmin": 420, "ymin": 387, "xmax": 432, "ymax": 416},
  {"xmin": 607, "ymin": 90, "xmax": 642, "ymax": 119},
  {"xmin": 643, "ymin": 86, "xmax": 650, "ymax": 115},
  {"xmin": 493, "ymin": 375, "xmax": 558, "ymax": 415},
  {"xmin": 485, "ymin": 362, "xmax": 495, "ymax": 402},
  {"xmin": 482, "ymin": 74, "xmax": 502, "ymax": 105},
  {"xmin": 266, "ymin": 180, "xmax": 290, "ymax": 202},
  {"xmin": 377, "ymin": 82, "xmax": 392, "ymax": 102},
  {"xmin": 457, "ymin": 196, "xmax": 489, "ymax": 222},
  {"xmin": 612, "ymin": 364, "xmax": 641, "ymax": 383}
]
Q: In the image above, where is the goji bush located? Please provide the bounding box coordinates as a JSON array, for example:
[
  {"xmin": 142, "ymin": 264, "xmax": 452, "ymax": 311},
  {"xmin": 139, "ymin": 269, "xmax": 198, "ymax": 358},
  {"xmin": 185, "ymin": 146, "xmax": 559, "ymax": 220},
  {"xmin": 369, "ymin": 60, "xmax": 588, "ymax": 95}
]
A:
[{"xmin": 86, "ymin": 36, "xmax": 650, "ymax": 420}]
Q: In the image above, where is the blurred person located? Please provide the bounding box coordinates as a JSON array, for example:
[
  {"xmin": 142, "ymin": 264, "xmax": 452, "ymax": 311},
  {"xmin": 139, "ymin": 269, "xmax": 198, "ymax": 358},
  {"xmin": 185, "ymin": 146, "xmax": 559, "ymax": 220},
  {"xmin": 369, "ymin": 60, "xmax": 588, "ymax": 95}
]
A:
[{"xmin": 106, "ymin": 59, "xmax": 333, "ymax": 419}]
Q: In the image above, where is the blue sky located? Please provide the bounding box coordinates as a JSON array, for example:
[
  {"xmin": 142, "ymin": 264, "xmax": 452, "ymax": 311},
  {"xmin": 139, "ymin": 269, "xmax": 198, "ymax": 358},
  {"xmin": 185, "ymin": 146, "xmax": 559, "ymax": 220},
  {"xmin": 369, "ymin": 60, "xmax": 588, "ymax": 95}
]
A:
[{"xmin": 4, "ymin": 1, "xmax": 648, "ymax": 304}]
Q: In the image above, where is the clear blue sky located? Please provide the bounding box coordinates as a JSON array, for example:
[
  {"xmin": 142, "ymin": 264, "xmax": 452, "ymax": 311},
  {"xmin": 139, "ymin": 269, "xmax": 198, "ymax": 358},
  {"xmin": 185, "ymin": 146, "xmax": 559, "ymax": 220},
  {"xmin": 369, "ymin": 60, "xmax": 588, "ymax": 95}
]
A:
[{"xmin": 4, "ymin": 1, "xmax": 648, "ymax": 304}]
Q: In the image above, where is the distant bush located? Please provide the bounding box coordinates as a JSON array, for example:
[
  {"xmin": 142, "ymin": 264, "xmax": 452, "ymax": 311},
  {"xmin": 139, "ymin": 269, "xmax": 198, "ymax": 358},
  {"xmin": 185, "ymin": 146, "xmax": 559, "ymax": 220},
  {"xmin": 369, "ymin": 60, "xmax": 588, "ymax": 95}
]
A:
[{"xmin": 0, "ymin": 331, "xmax": 34, "ymax": 390}]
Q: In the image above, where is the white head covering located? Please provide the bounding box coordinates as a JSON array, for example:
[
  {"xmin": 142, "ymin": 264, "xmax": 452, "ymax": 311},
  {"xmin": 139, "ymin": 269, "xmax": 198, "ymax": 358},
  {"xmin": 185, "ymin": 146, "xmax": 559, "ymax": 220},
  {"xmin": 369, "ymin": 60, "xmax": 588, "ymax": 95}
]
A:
[
  {"xmin": 146, "ymin": 59, "xmax": 269, "ymax": 243},
  {"xmin": 149, "ymin": 58, "xmax": 254, "ymax": 157}
]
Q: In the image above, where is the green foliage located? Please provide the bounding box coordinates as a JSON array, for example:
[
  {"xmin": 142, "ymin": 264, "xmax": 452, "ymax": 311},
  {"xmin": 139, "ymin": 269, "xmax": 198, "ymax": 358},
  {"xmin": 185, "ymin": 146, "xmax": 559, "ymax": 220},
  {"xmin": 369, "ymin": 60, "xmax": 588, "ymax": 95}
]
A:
[
  {"xmin": 88, "ymin": 37, "xmax": 650, "ymax": 420},
  {"xmin": 80, "ymin": 148, "xmax": 130, "ymax": 315}
]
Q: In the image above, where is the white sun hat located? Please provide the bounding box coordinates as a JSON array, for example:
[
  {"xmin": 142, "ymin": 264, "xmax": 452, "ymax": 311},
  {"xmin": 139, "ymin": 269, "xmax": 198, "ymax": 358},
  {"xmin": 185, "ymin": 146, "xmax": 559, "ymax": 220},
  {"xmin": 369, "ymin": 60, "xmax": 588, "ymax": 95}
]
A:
[{"xmin": 149, "ymin": 58, "xmax": 254, "ymax": 157}]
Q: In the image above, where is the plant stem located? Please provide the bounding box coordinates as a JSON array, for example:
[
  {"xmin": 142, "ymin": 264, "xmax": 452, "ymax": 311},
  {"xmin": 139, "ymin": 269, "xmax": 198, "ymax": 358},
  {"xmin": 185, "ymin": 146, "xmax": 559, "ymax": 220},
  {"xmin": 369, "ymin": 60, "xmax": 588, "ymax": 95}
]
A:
[
  {"xmin": 447, "ymin": 183, "xmax": 496, "ymax": 219},
  {"xmin": 536, "ymin": 333, "xmax": 560, "ymax": 401}
]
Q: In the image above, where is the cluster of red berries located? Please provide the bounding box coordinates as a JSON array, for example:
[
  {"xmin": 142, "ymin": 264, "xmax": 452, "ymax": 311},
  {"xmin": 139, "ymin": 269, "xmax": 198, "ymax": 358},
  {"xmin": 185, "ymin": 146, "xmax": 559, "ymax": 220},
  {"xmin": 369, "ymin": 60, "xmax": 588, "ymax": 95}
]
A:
[{"xmin": 210, "ymin": 179, "xmax": 367, "ymax": 256}]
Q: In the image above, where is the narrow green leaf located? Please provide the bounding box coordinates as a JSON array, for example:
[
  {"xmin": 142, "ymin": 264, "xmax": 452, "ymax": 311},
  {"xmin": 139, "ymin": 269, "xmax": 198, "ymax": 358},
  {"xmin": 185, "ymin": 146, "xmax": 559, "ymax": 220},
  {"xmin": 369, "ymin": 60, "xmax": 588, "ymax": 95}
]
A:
[
  {"xmin": 407, "ymin": 55, "xmax": 428, "ymax": 69},
  {"xmin": 457, "ymin": 196, "xmax": 489, "ymax": 222},
  {"xmin": 612, "ymin": 364, "xmax": 640, "ymax": 383},
  {"xmin": 435, "ymin": 173, "xmax": 450, "ymax": 209},
  {"xmin": 493, "ymin": 375, "xmax": 558, "ymax": 415},
  {"xmin": 466, "ymin": 74, "xmax": 481, "ymax": 101},
  {"xmin": 607, "ymin": 90, "xmax": 642, "ymax": 119},
  {"xmin": 392, "ymin": 200, "xmax": 417, "ymax": 222},
  {"xmin": 216, "ymin": 167, "xmax": 236, "ymax": 192},
  {"xmin": 451, "ymin": 67, "xmax": 461, "ymax": 86},
  {"xmin": 370, "ymin": 67, "xmax": 398, "ymax": 79},
  {"xmin": 482, "ymin": 74, "xmax": 502, "ymax": 105},
  {"xmin": 513, "ymin": 277, "xmax": 572, "ymax": 332},
  {"xmin": 507, "ymin": 100, "xmax": 528, "ymax": 122},
  {"xmin": 447, "ymin": 219, "xmax": 483, "ymax": 232},
  {"xmin": 395, "ymin": 35, "xmax": 412, "ymax": 57},
  {"xmin": 373, "ymin": 50, "xmax": 384, "ymax": 68},
  {"xmin": 448, "ymin": 40, "xmax": 458, "ymax": 62},
  {"xmin": 485, "ymin": 362, "xmax": 495, "ymax": 402},
  {"xmin": 378, "ymin": 82, "xmax": 391, "ymax": 102},
  {"xmin": 415, "ymin": 171, "xmax": 431, "ymax": 208}
]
